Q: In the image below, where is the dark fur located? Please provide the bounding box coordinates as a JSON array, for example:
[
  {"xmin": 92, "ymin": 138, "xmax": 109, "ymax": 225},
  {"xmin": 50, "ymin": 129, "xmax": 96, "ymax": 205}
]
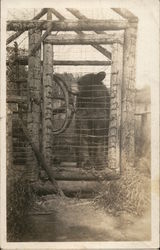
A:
[{"xmin": 75, "ymin": 72, "xmax": 110, "ymax": 169}]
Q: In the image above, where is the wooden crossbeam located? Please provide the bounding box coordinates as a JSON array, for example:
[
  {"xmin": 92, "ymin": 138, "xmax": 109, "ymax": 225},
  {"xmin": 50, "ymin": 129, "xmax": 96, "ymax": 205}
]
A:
[
  {"xmin": 7, "ymin": 8, "xmax": 48, "ymax": 45},
  {"xmin": 45, "ymin": 33, "xmax": 124, "ymax": 45},
  {"xmin": 7, "ymin": 95, "xmax": 27, "ymax": 103},
  {"xmin": 67, "ymin": 8, "xmax": 112, "ymax": 60},
  {"xmin": 111, "ymin": 8, "xmax": 138, "ymax": 22},
  {"xmin": 7, "ymin": 19, "xmax": 130, "ymax": 32},
  {"xmin": 53, "ymin": 60, "xmax": 112, "ymax": 66},
  {"xmin": 7, "ymin": 57, "xmax": 111, "ymax": 66}
]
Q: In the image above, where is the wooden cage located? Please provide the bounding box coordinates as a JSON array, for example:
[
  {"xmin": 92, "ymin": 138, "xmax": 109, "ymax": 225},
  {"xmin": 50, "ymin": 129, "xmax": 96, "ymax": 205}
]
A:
[{"xmin": 6, "ymin": 8, "xmax": 138, "ymax": 186}]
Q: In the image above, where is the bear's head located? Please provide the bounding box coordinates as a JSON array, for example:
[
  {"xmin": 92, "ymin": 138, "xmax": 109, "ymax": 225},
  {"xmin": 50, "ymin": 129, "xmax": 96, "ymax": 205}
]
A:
[{"xmin": 77, "ymin": 71, "xmax": 106, "ymax": 86}]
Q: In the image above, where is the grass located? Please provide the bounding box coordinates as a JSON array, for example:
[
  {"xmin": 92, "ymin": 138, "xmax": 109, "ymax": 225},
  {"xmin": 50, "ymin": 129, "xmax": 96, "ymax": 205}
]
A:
[{"xmin": 94, "ymin": 164, "xmax": 151, "ymax": 216}]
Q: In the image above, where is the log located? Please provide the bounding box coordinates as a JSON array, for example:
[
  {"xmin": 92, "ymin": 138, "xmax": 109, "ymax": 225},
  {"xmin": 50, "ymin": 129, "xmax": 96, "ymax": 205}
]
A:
[
  {"xmin": 33, "ymin": 181, "xmax": 101, "ymax": 196},
  {"xmin": 27, "ymin": 28, "xmax": 42, "ymax": 182},
  {"xmin": 7, "ymin": 57, "xmax": 111, "ymax": 66},
  {"xmin": 45, "ymin": 33, "xmax": 124, "ymax": 45},
  {"xmin": 41, "ymin": 167, "xmax": 120, "ymax": 181},
  {"xmin": 7, "ymin": 19, "xmax": 130, "ymax": 32},
  {"xmin": 66, "ymin": 8, "xmax": 112, "ymax": 60},
  {"xmin": 42, "ymin": 10, "xmax": 54, "ymax": 175},
  {"xmin": 53, "ymin": 60, "xmax": 111, "ymax": 66},
  {"xmin": 121, "ymin": 25, "xmax": 138, "ymax": 169},
  {"xmin": 108, "ymin": 43, "xmax": 123, "ymax": 172},
  {"xmin": 7, "ymin": 8, "xmax": 48, "ymax": 45}
]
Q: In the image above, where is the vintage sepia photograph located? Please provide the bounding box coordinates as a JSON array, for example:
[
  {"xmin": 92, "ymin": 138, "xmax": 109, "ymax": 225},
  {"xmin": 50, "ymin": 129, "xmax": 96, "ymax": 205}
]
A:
[{"xmin": 0, "ymin": 0, "xmax": 159, "ymax": 249}]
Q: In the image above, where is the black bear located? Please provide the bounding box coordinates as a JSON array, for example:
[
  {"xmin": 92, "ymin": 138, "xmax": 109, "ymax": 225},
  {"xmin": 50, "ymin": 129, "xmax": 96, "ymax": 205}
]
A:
[{"xmin": 75, "ymin": 71, "xmax": 110, "ymax": 169}]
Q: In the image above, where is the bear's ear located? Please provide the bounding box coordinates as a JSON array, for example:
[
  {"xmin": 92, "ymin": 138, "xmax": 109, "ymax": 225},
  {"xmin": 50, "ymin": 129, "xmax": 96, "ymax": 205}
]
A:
[{"xmin": 96, "ymin": 71, "xmax": 106, "ymax": 81}]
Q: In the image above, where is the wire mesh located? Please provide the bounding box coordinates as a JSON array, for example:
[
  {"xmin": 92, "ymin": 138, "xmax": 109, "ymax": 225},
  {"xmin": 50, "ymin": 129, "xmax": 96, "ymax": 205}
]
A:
[{"xmin": 52, "ymin": 41, "xmax": 112, "ymax": 169}]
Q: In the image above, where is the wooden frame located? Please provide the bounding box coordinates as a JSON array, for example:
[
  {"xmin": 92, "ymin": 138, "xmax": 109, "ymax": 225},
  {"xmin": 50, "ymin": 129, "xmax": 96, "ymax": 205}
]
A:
[{"xmin": 7, "ymin": 7, "xmax": 138, "ymax": 175}]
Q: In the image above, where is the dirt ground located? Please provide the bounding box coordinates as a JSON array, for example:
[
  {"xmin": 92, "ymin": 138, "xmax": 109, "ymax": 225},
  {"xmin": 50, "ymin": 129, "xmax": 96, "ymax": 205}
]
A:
[{"xmin": 21, "ymin": 195, "xmax": 151, "ymax": 242}]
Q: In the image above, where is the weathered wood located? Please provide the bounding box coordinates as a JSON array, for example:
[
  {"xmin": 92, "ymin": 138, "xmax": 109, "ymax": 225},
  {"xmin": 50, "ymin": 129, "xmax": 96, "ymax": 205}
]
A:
[
  {"xmin": 45, "ymin": 33, "xmax": 124, "ymax": 45},
  {"xmin": 33, "ymin": 181, "xmax": 101, "ymax": 196},
  {"xmin": 41, "ymin": 167, "xmax": 120, "ymax": 181},
  {"xmin": 92, "ymin": 45, "xmax": 112, "ymax": 60},
  {"xmin": 121, "ymin": 26, "xmax": 138, "ymax": 169},
  {"xmin": 30, "ymin": 10, "xmax": 54, "ymax": 56},
  {"xmin": 19, "ymin": 119, "xmax": 64, "ymax": 196},
  {"xmin": 27, "ymin": 28, "xmax": 42, "ymax": 182},
  {"xmin": 42, "ymin": 10, "xmax": 53, "ymax": 173},
  {"xmin": 66, "ymin": 8, "xmax": 112, "ymax": 60},
  {"xmin": 108, "ymin": 43, "xmax": 123, "ymax": 172},
  {"xmin": 67, "ymin": 8, "xmax": 112, "ymax": 57},
  {"xmin": 111, "ymin": 8, "xmax": 138, "ymax": 22},
  {"xmin": 7, "ymin": 19, "xmax": 130, "ymax": 32},
  {"xmin": 51, "ymin": 8, "xmax": 65, "ymax": 20},
  {"xmin": 7, "ymin": 8, "xmax": 48, "ymax": 45},
  {"xmin": 7, "ymin": 95, "xmax": 27, "ymax": 103},
  {"xmin": 7, "ymin": 57, "xmax": 111, "ymax": 66}
]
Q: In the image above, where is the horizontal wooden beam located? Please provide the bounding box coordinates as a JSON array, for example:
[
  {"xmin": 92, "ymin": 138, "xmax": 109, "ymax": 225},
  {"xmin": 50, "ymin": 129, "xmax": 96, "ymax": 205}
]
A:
[
  {"xmin": 112, "ymin": 8, "xmax": 138, "ymax": 22},
  {"xmin": 33, "ymin": 181, "xmax": 100, "ymax": 196},
  {"xmin": 7, "ymin": 95, "xmax": 27, "ymax": 103},
  {"xmin": 45, "ymin": 33, "xmax": 124, "ymax": 45},
  {"xmin": 53, "ymin": 60, "xmax": 112, "ymax": 66},
  {"xmin": 7, "ymin": 57, "xmax": 111, "ymax": 66},
  {"xmin": 40, "ymin": 167, "xmax": 120, "ymax": 181},
  {"xmin": 7, "ymin": 19, "xmax": 130, "ymax": 32}
]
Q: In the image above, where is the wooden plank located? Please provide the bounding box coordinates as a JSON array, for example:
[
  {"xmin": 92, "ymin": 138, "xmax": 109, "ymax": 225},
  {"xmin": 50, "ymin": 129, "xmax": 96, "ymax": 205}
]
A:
[
  {"xmin": 108, "ymin": 43, "xmax": 123, "ymax": 172},
  {"xmin": 111, "ymin": 8, "xmax": 138, "ymax": 22},
  {"xmin": 7, "ymin": 19, "xmax": 130, "ymax": 31},
  {"xmin": 66, "ymin": 8, "xmax": 112, "ymax": 60},
  {"xmin": 7, "ymin": 56, "xmax": 111, "ymax": 66},
  {"xmin": 7, "ymin": 8, "xmax": 48, "ymax": 45},
  {"xmin": 45, "ymin": 33, "xmax": 124, "ymax": 45},
  {"xmin": 121, "ymin": 25, "xmax": 138, "ymax": 169}
]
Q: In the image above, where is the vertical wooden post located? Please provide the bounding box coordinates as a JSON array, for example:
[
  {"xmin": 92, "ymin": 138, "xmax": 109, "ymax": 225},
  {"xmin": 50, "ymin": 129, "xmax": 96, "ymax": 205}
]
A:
[
  {"xmin": 42, "ymin": 10, "xmax": 53, "ymax": 168},
  {"xmin": 27, "ymin": 28, "xmax": 42, "ymax": 182},
  {"xmin": 121, "ymin": 24, "xmax": 138, "ymax": 169},
  {"xmin": 108, "ymin": 43, "xmax": 123, "ymax": 172}
]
